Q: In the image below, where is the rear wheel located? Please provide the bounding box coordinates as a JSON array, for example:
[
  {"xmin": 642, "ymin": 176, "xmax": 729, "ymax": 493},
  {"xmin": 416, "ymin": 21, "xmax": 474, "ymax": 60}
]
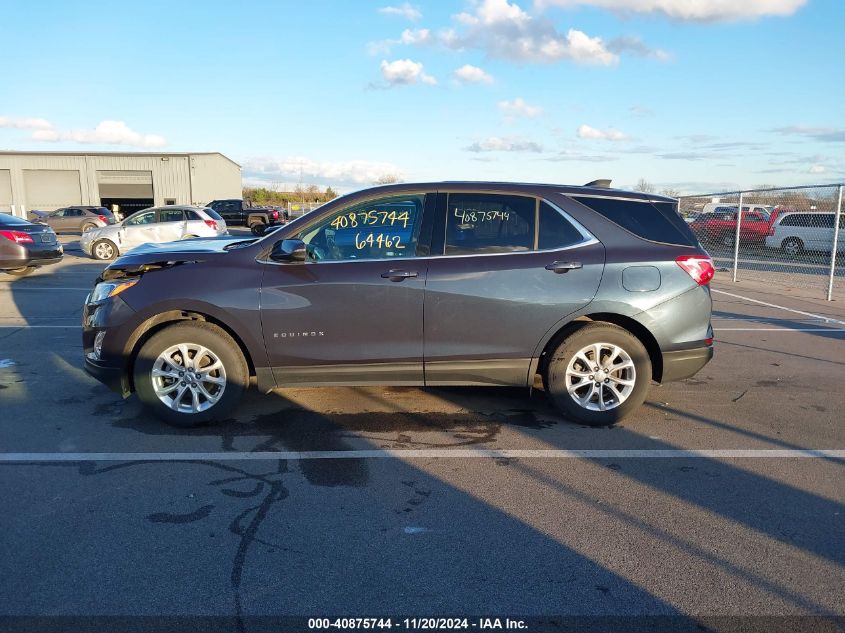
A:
[
  {"xmin": 92, "ymin": 239, "xmax": 117, "ymax": 260},
  {"xmin": 81, "ymin": 222, "xmax": 97, "ymax": 233},
  {"xmin": 781, "ymin": 237, "xmax": 804, "ymax": 257},
  {"xmin": 133, "ymin": 321, "xmax": 249, "ymax": 427},
  {"xmin": 250, "ymin": 222, "xmax": 267, "ymax": 236},
  {"xmin": 722, "ymin": 233, "xmax": 736, "ymax": 247},
  {"xmin": 544, "ymin": 323, "xmax": 651, "ymax": 427},
  {"xmin": 4, "ymin": 266, "xmax": 36, "ymax": 276}
]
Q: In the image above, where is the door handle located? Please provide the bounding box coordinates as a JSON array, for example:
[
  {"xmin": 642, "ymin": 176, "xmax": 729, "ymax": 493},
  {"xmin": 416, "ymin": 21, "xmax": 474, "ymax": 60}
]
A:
[
  {"xmin": 381, "ymin": 269, "xmax": 419, "ymax": 282},
  {"xmin": 545, "ymin": 261, "xmax": 582, "ymax": 274}
]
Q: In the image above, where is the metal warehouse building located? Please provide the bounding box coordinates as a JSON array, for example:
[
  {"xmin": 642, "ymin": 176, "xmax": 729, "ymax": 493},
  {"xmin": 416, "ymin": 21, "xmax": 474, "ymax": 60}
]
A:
[{"xmin": 0, "ymin": 151, "xmax": 242, "ymax": 218}]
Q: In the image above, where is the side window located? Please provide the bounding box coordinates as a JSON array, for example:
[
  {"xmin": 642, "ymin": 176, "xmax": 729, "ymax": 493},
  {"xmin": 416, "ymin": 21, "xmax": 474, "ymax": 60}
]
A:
[
  {"xmin": 125, "ymin": 210, "xmax": 156, "ymax": 226},
  {"xmin": 572, "ymin": 196, "xmax": 698, "ymax": 246},
  {"xmin": 539, "ymin": 201, "xmax": 585, "ymax": 250},
  {"xmin": 51, "ymin": 209, "xmax": 66, "ymax": 217},
  {"xmin": 295, "ymin": 194, "xmax": 424, "ymax": 261},
  {"xmin": 445, "ymin": 193, "xmax": 535, "ymax": 255},
  {"xmin": 159, "ymin": 208, "xmax": 185, "ymax": 223}
]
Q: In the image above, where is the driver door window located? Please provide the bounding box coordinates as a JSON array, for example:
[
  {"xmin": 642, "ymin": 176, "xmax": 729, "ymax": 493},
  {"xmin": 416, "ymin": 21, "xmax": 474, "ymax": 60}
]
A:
[{"xmin": 295, "ymin": 194, "xmax": 425, "ymax": 261}]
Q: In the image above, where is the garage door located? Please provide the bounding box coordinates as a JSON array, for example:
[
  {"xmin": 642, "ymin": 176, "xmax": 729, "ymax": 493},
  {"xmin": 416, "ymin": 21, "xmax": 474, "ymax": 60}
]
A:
[
  {"xmin": 97, "ymin": 170, "xmax": 154, "ymax": 199},
  {"xmin": 23, "ymin": 170, "xmax": 82, "ymax": 210},
  {"xmin": 0, "ymin": 170, "xmax": 11, "ymax": 213}
]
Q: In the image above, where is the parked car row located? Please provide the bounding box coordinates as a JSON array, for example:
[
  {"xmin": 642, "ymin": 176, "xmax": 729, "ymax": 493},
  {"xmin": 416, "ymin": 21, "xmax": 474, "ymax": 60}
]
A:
[{"xmin": 688, "ymin": 206, "xmax": 843, "ymax": 256}]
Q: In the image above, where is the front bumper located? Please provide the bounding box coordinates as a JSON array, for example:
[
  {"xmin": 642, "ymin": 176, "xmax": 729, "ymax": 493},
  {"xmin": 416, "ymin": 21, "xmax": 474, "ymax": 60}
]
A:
[
  {"xmin": 82, "ymin": 294, "xmax": 137, "ymax": 396},
  {"xmin": 661, "ymin": 345, "xmax": 714, "ymax": 382},
  {"xmin": 83, "ymin": 357, "xmax": 127, "ymax": 395}
]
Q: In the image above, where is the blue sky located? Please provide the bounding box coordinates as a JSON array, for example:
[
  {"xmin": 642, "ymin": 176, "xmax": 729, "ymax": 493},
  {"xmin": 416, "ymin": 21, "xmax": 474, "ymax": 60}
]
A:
[{"xmin": 1, "ymin": 0, "xmax": 843, "ymax": 193}]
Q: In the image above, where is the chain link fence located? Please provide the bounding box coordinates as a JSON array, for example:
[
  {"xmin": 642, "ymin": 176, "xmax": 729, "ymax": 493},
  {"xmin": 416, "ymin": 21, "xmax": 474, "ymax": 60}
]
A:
[{"xmin": 679, "ymin": 184, "xmax": 844, "ymax": 300}]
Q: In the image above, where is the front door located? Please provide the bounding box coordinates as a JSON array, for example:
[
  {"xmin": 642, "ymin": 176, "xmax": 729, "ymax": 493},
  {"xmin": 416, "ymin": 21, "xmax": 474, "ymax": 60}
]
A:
[
  {"xmin": 259, "ymin": 192, "xmax": 432, "ymax": 386},
  {"xmin": 424, "ymin": 192, "xmax": 605, "ymax": 386},
  {"xmin": 118, "ymin": 208, "xmax": 158, "ymax": 250}
]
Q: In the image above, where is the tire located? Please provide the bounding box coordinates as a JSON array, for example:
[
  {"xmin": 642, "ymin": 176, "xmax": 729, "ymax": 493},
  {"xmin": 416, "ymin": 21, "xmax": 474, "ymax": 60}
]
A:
[
  {"xmin": 544, "ymin": 322, "xmax": 652, "ymax": 427},
  {"xmin": 781, "ymin": 237, "xmax": 804, "ymax": 257},
  {"xmin": 4, "ymin": 266, "xmax": 36, "ymax": 276},
  {"xmin": 92, "ymin": 239, "xmax": 117, "ymax": 260},
  {"xmin": 81, "ymin": 222, "xmax": 97, "ymax": 233},
  {"xmin": 722, "ymin": 234, "xmax": 736, "ymax": 247},
  {"xmin": 133, "ymin": 321, "xmax": 249, "ymax": 427},
  {"xmin": 181, "ymin": 235, "xmax": 198, "ymax": 240},
  {"xmin": 250, "ymin": 223, "xmax": 267, "ymax": 237}
]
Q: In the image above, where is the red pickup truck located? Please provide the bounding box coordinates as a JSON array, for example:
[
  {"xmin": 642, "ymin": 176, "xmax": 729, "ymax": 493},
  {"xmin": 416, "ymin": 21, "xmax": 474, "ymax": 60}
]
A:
[{"xmin": 689, "ymin": 210, "xmax": 772, "ymax": 246}]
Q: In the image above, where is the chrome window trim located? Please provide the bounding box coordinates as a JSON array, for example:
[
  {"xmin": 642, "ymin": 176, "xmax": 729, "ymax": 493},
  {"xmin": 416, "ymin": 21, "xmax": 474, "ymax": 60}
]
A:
[{"xmin": 256, "ymin": 197, "xmax": 598, "ymax": 267}]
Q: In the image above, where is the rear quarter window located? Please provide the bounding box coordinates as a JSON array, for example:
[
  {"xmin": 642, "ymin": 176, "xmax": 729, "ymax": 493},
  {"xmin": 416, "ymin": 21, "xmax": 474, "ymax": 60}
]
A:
[
  {"xmin": 571, "ymin": 196, "xmax": 698, "ymax": 246},
  {"xmin": 202, "ymin": 208, "xmax": 224, "ymax": 221}
]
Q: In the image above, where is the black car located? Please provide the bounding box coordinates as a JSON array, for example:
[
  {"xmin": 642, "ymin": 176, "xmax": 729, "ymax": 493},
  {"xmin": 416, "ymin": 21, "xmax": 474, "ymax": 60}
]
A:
[
  {"xmin": 83, "ymin": 181, "xmax": 714, "ymax": 428},
  {"xmin": 0, "ymin": 213, "xmax": 63, "ymax": 276}
]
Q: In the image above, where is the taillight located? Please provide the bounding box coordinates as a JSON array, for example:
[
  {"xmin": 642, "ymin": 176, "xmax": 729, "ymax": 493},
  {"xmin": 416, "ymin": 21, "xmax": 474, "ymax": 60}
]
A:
[
  {"xmin": 768, "ymin": 226, "xmax": 775, "ymax": 236},
  {"xmin": 271, "ymin": 210, "xmax": 279, "ymax": 219},
  {"xmin": 676, "ymin": 255, "xmax": 714, "ymax": 286},
  {"xmin": 204, "ymin": 220, "xmax": 218, "ymax": 230},
  {"xmin": 98, "ymin": 215, "xmax": 107, "ymax": 224},
  {"xmin": 0, "ymin": 230, "xmax": 34, "ymax": 244}
]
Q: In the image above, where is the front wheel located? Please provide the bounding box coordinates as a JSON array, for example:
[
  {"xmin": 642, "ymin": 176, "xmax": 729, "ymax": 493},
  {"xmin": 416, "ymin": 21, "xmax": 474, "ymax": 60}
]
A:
[
  {"xmin": 133, "ymin": 321, "xmax": 249, "ymax": 427},
  {"xmin": 92, "ymin": 239, "xmax": 117, "ymax": 260},
  {"xmin": 544, "ymin": 323, "xmax": 651, "ymax": 427}
]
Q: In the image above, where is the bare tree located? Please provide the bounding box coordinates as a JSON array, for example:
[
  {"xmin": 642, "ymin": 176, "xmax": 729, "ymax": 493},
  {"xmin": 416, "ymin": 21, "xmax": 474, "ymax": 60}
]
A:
[
  {"xmin": 373, "ymin": 174, "xmax": 403, "ymax": 185},
  {"xmin": 660, "ymin": 187, "xmax": 682, "ymax": 198},
  {"xmin": 634, "ymin": 178, "xmax": 655, "ymax": 194}
]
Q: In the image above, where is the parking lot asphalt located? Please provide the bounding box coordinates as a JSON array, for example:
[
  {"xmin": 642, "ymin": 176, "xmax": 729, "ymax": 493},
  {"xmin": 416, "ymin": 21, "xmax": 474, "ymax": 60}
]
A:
[{"xmin": 1, "ymin": 233, "xmax": 844, "ymax": 628}]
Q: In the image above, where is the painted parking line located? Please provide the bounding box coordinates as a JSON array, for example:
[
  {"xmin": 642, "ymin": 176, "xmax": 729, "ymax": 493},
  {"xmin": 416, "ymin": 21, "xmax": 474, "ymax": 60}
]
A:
[
  {"xmin": 0, "ymin": 449, "xmax": 843, "ymax": 462},
  {"xmin": 711, "ymin": 288, "xmax": 845, "ymax": 326}
]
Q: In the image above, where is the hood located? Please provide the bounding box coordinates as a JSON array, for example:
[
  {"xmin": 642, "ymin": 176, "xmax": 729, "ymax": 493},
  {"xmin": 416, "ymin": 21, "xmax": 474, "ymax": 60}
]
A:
[{"xmin": 107, "ymin": 236, "xmax": 253, "ymax": 268}]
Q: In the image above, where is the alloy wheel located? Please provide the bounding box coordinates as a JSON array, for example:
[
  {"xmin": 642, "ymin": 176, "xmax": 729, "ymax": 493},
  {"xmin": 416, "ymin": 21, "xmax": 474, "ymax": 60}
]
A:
[
  {"xmin": 151, "ymin": 343, "xmax": 227, "ymax": 413},
  {"xmin": 565, "ymin": 342, "xmax": 636, "ymax": 411}
]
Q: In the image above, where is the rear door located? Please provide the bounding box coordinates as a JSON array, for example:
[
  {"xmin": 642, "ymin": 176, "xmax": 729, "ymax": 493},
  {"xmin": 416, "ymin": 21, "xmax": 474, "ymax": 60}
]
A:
[
  {"xmin": 423, "ymin": 192, "xmax": 605, "ymax": 386},
  {"xmin": 157, "ymin": 207, "xmax": 187, "ymax": 241}
]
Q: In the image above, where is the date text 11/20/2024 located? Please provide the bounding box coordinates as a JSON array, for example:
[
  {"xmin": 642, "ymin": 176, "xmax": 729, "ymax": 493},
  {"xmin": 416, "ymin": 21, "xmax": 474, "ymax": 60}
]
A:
[{"xmin": 307, "ymin": 618, "xmax": 528, "ymax": 630}]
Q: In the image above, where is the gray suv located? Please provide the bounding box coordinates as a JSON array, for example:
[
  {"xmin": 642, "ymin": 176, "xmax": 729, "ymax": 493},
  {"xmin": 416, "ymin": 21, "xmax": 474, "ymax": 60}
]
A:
[{"xmin": 82, "ymin": 182, "xmax": 714, "ymax": 428}]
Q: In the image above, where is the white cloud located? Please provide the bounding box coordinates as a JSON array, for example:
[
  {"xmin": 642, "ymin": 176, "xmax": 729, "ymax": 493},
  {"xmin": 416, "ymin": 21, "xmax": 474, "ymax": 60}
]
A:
[
  {"xmin": 0, "ymin": 116, "xmax": 52, "ymax": 130},
  {"xmin": 368, "ymin": 28, "xmax": 432, "ymax": 54},
  {"xmin": 31, "ymin": 120, "xmax": 166, "ymax": 148},
  {"xmin": 464, "ymin": 136, "xmax": 544, "ymax": 152},
  {"xmin": 809, "ymin": 165, "xmax": 826, "ymax": 174},
  {"xmin": 243, "ymin": 156, "xmax": 406, "ymax": 188},
  {"xmin": 378, "ymin": 3, "xmax": 422, "ymax": 20},
  {"xmin": 498, "ymin": 97, "xmax": 543, "ymax": 118},
  {"xmin": 576, "ymin": 124, "xmax": 628, "ymax": 141},
  {"xmin": 607, "ymin": 36, "xmax": 671, "ymax": 61},
  {"xmin": 443, "ymin": 1, "xmax": 618, "ymax": 65},
  {"xmin": 453, "ymin": 64, "xmax": 494, "ymax": 84},
  {"xmin": 772, "ymin": 126, "xmax": 845, "ymax": 143},
  {"xmin": 379, "ymin": 59, "xmax": 437, "ymax": 86},
  {"xmin": 536, "ymin": 0, "xmax": 808, "ymax": 22}
]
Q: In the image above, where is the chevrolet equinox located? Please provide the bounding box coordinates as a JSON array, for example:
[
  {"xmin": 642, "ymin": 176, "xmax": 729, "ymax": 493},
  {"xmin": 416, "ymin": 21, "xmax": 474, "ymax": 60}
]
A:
[{"xmin": 83, "ymin": 182, "xmax": 714, "ymax": 427}]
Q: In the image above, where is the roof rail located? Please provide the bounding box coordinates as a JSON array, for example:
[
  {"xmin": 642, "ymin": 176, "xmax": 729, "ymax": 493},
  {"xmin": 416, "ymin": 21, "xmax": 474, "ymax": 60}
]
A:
[{"xmin": 583, "ymin": 179, "xmax": 612, "ymax": 188}]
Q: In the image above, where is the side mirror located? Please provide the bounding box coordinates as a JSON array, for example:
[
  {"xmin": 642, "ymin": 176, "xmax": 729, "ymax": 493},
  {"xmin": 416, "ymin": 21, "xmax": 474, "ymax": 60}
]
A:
[{"xmin": 270, "ymin": 239, "xmax": 307, "ymax": 263}]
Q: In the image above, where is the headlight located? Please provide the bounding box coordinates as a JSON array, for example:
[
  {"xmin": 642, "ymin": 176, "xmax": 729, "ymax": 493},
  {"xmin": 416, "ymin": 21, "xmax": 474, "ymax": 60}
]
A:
[{"xmin": 90, "ymin": 278, "xmax": 139, "ymax": 303}]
